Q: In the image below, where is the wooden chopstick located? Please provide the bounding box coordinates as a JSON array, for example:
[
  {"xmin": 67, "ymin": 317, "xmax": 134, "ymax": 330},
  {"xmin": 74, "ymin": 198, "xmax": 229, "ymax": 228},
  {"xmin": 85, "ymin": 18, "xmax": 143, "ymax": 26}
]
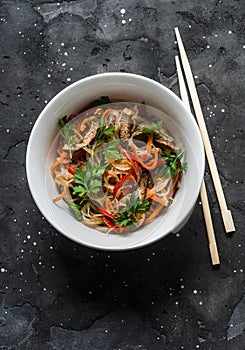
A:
[
  {"xmin": 175, "ymin": 55, "xmax": 220, "ymax": 265},
  {"xmin": 174, "ymin": 27, "xmax": 235, "ymax": 234}
]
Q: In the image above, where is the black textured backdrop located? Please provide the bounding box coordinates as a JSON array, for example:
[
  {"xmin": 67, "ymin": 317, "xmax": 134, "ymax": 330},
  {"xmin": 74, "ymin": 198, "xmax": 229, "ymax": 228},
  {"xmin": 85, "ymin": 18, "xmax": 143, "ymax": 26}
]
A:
[{"xmin": 0, "ymin": 1, "xmax": 244, "ymax": 349}]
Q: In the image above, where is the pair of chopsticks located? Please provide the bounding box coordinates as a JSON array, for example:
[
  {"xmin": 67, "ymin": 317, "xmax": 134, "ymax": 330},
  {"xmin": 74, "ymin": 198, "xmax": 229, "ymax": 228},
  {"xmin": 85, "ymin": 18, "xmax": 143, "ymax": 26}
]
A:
[{"xmin": 174, "ymin": 28, "xmax": 235, "ymax": 265}]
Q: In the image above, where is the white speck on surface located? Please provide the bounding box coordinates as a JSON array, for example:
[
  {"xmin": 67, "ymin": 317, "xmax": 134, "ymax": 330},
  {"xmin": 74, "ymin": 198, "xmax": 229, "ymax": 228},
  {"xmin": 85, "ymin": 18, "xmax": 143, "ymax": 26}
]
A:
[
  {"xmin": 194, "ymin": 75, "xmax": 198, "ymax": 79},
  {"xmin": 64, "ymin": 52, "xmax": 68, "ymax": 56},
  {"xmin": 199, "ymin": 301, "xmax": 203, "ymax": 305},
  {"xmin": 208, "ymin": 64, "xmax": 212, "ymax": 68},
  {"xmin": 6, "ymin": 129, "xmax": 9, "ymax": 133},
  {"xmin": 27, "ymin": 235, "xmax": 31, "ymax": 239},
  {"xmin": 33, "ymin": 242, "xmax": 37, "ymax": 246},
  {"xmin": 188, "ymin": 25, "xmax": 191, "ymax": 28},
  {"xmin": 181, "ymin": 285, "xmax": 185, "ymax": 289},
  {"xmin": 193, "ymin": 290, "xmax": 198, "ymax": 294},
  {"xmin": 228, "ymin": 30, "xmax": 232, "ymax": 34},
  {"xmin": 1, "ymin": 268, "xmax": 5, "ymax": 273},
  {"xmin": 67, "ymin": 77, "xmax": 71, "ymax": 81},
  {"xmin": 50, "ymin": 246, "xmax": 53, "ymax": 250},
  {"xmin": 61, "ymin": 63, "xmax": 66, "ymax": 67},
  {"xmin": 129, "ymin": 18, "xmax": 132, "ymax": 22},
  {"xmin": 61, "ymin": 42, "xmax": 64, "ymax": 46},
  {"xmin": 234, "ymin": 270, "xmax": 237, "ymax": 273},
  {"xmin": 207, "ymin": 45, "xmax": 210, "ymax": 48},
  {"xmin": 120, "ymin": 8, "xmax": 126, "ymax": 15},
  {"xmin": 176, "ymin": 233, "xmax": 180, "ymax": 237},
  {"xmin": 122, "ymin": 19, "xmax": 126, "ymax": 24}
]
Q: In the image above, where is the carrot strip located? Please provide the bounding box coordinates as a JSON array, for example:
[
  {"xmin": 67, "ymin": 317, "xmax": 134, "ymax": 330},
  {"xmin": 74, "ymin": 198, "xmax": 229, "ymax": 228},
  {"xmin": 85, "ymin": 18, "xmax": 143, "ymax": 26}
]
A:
[
  {"xmin": 145, "ymin": 205, "xmax": 163, "ymax": 225},
  {"xmin": 130, "ymin": 144, "xmax": 159, "ymax": 170},
  {"xmin": 146, "ymin": 133, "xmax": 153, "ymax": 154},
  {"xmin": 51, "ymin": 152, "xmax": 67, "ymax": 170},
  {"xmin": 146, "ymin": 189, "xmax": 168, "ymax": 206},
  {"xmin": 52, "ymin": 176, "xmax": 68, "ymax": 203}
]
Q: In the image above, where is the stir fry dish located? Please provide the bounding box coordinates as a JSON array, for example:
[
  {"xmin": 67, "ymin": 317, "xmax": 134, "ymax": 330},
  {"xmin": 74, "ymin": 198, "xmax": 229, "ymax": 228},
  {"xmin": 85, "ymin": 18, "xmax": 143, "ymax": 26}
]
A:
[{"xmin": 51, "ymin": 101, "xmax": 187, "ymax": 234}]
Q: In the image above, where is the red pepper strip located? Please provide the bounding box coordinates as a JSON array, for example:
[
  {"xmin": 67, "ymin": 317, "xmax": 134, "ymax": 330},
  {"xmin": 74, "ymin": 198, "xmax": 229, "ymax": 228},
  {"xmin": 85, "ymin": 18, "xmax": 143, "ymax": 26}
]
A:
[
  {"xmin": 103, "ymin": 216, "xmax": 123, "ymax": 234},
  {"xmin": 130, "ymin": 144, "xmax": 159, "ymax": 171},
  {"xmin": 67, "ymin": 165, "xmax": 76, "ymax": 175},
  {"xmin": 97, "ymin": 207, "xmax": 115, "ymax": 219},
  {"xmin": 118, "ymin": 147, "xmax": 139, "ymax": 180},
  {"xmin": 113, "ymin": 174, "xmax": 135, "ymax": 198},
  {"xmin": 79, "ymin": 161, "xmax": 86, "ymax": 170}
]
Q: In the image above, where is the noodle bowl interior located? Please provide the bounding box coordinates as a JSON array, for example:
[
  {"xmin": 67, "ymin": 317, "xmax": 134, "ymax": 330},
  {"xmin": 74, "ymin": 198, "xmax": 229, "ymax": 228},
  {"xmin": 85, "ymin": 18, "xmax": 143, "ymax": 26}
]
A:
[{"xmin": 50, "ymin": 102, "xmax": 187, "ymax": 234}]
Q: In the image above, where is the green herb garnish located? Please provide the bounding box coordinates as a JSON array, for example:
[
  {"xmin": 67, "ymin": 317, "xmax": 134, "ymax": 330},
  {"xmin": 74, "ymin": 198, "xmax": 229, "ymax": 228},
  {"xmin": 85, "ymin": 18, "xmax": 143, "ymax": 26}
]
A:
[
  {"xmin": 69, "ymin": 202, "xmax": 82, "ymax": 221},
  {"xmin": 95, "ymin": 117, "xmax": 115, "ymax": 144},
  {"xmin": 141, "ymin": 121, "xmax": 163, "ymax": 134},
  {"xmin": 161, "ymin": 149, "xmax": 187, "ymax": 176},
  {"xmin": 104, "ymin": 140, "xmax": 122, "ymax": 162},
  {"xmin": 58, "ymin": 116, "xmax": 68, "ymax": 129},
  {"xmin": 73, "ymin": 163, "xmax": 107, "ymax": 202},
  {"xmin": 113, "ymin": 193, "xmax": 150, "ymax": 227},
  {"xmin": 90, "ymin": 96, "xmax": 111, "ymax": 108}
]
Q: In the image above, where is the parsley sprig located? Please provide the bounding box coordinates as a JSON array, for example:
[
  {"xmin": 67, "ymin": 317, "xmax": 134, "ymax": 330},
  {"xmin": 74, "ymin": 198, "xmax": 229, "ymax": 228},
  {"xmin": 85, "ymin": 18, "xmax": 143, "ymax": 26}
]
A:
[
  {"xmin": 113, "ymin": 193, "xmax": 150, "ymax": 227},
  {"xmin": 161, "ymin": 149, "xmax": 187, "ymax": 176},
  {"xmin": 69, "ymin": 202, "xmax": 82, "ymax": 221},
  {"xmin": 90, "ymin": 96, "xmax": 111, "ymax": 108},
  {"xmin": 73, "ymin": 163, "xmax": 107, "ymax": 203},
  {"xmin": 103, "ymin": 140, "xmax": 122, "ymax": 162},
  {"xmin": 141, "ymin": 121, "xmax": 163, "ymax": 134},
  {"xmin": 95, "ymin": 117, "xmax": 115, "ymax": 144}
]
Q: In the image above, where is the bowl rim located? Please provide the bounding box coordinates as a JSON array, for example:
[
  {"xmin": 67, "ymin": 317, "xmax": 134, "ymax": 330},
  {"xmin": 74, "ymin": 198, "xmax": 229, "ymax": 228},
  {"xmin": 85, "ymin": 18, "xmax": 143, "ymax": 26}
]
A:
[{"xmin": 26, "ymin": 72, "xmax": 205, "ymax": 250}]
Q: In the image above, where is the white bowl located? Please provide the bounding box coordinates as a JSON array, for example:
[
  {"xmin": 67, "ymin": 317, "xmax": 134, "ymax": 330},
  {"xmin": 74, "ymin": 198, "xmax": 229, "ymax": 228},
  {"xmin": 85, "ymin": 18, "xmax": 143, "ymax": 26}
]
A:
[{"xmin": 26, "ymin": 73, "xmax": 204, "ymax": 250}]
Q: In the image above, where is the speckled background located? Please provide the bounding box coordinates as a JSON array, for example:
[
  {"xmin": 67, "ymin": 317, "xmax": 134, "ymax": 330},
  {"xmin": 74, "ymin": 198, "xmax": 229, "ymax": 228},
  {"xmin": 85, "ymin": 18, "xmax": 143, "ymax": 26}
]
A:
[{"xmin": 0, "ymin": 0, "xmax": 244, "ymax": 349}]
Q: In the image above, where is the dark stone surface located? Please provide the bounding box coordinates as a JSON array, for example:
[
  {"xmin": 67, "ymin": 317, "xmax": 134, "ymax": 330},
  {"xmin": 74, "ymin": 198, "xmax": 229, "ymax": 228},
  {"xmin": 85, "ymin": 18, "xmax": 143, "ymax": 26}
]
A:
[{"xmin": 0, "ymin": 0, "xmax": 244, "ymax": 349}]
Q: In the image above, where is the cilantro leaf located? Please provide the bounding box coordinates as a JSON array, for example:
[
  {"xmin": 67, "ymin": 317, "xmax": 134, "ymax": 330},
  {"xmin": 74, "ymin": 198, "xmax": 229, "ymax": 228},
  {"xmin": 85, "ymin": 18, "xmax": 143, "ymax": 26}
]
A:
[
  {"xmin": 113, "ymin": 194, "xmax": 150, "ymax": 227},
  {"xmin": 141, "ymin": 121, "xmax": 163, "ymax": 134},
  {"xmin": 73, "ymin": 162, "xmax": 108, "ymax": 199},
  {"xmin": 69, "ymin": 202, "xmax": 82, "ymax": 221},
  {"xmin": 103, "ymin": 140, "xmax": 122, "ymax": 162},
  {"xmin": 95, "ymin": 118, "xmax": 115, "ymax": 144},
  {"xmin": 90, "ymin": 96, "xmax": 111, "ymax": 108},
  {"xmin": 161, "ymin": 149, "xmax": 187, "ymax": 176}
]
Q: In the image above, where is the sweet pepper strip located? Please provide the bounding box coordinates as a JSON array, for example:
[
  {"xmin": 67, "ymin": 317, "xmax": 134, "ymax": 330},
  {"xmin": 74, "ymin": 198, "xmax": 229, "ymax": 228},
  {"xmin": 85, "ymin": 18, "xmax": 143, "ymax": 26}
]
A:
[{"xmin": 113, "ymin": 174, "xmax": 135, "ymax": 198}]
